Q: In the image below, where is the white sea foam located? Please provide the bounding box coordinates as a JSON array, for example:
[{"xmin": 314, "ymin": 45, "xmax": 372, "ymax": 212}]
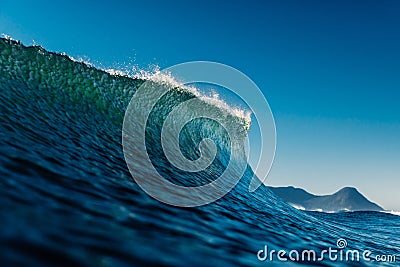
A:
[
  {"xmin": 1, "ymin": 33, "xmax": 15, "ymax": 41},
  {"xmin": 289, "ymin": 203, "xmax": 305, "ymax": 211},
  {"xmin": 105, "ymin": 65, "xmax": 252, "ymax": 125},
  {"xmin": 381, "ymin": 210, "xmax": 400, "ymax": 216},
  {"xmin": 312, "ymin": 209, "xmax": 324, "ymax": 213},
  {"xmin": 64, "ymin": 54, "xmax": 93, "ymax": 67}
]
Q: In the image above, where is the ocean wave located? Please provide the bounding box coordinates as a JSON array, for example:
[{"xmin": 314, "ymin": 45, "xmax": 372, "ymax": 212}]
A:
[{"xmin": 1, "ymin": 36, "xmax": 400, "ymax": 266}]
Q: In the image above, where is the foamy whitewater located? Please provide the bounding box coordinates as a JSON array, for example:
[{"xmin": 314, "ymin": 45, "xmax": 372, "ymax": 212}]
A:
[{"xmin": 0, "ymin": 37, "xmax": 399, "ymax": 266}]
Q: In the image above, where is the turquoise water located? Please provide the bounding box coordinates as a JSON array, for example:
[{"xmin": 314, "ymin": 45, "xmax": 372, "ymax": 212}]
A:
[{"xmin": 0, "ymin": 38, "xmax": 399, "ymax": 266}]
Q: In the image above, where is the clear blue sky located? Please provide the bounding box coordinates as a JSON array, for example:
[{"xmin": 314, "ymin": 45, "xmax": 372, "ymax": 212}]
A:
[{"xmin": 1, "ymin": 0, "xmax": 399, "ymax": 210}]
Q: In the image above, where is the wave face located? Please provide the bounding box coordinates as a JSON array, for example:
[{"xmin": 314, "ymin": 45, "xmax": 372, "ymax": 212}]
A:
[{"xmin": 0, "ymin": 38, "xmax": 399, "ymax": 266}]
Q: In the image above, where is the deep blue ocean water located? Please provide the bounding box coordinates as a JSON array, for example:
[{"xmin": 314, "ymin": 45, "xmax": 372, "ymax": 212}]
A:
[{"xmin": 0, "ymin": 38, "xmax": 399, "ymax": 266}]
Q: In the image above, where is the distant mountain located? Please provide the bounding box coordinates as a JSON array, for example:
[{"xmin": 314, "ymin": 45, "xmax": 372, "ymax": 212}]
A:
[{"xmin": 268, "ymin": 186, "xmax": 384, "ymax": 212}]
